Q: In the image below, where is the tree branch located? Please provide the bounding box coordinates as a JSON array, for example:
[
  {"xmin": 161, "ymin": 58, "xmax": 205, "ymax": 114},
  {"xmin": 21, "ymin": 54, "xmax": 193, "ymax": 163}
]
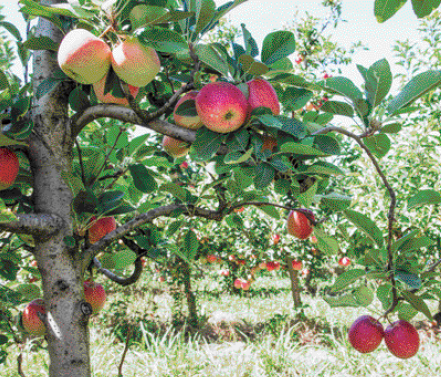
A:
[
  {"xmin": 0, "ymin": 213, "xmax": 64, "ymax": 238},
  {"xmin": 93, "ymin": 257, "xmax": 143, "ymax": 286}
]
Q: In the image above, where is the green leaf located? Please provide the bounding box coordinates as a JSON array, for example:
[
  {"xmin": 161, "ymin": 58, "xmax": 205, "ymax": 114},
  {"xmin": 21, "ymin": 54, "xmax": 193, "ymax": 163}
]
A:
[
  {"xmin": 377, "ymin": 283, "xmax": 393, "ymax": 309},
  {"xmin": 398, "ymin": 236, "xmax": 432, "ymax": 253},
  {"xmin": 392, "ymin": 230, "xmax": 420, "ymax": 252},
  {"xmin": 331, "ymin": 269, "xmax": 366, "ymax": 292},
  {"xmin": 374, "ymin": 0, "xmax": 407, "ymax": 22},
  {"xmin": 193, "ymin": 43, "xmax": 230, "ymax": 77},
  {"xmin": 183, "ymin": 229, "xmax": 198, "ymax": 260},
  {"xmin": 0, "ymin": 69, "xmax": 8, "ymax": 90},
  {"xmin": 280, "ymin": 142, "xmax": 328, "ymax": 156},
  {"xmin": 130, "ymin": 5, "xmax": 170, "ymax": 29},
  {"xmin": 139, "ymin": 27, "xmax": 188, "ymax": 53},
  {"xmin": 395, "ymin": 270, "xmax": 422, "ymax": 290},
  {"xmin": 343, "ymin": 209, "xmax": 384, "ymax": 247},
  {"xmin": 98, "ymin": 190, "xmax": 124, "ymax": 214},
  {"xmin": 225, "ymin": 213, "xmax": 244, "ymax": 228},
  {"xmin": 0, "ymin": 201, "xmax": 17, "ymax": 223},
  {"xmin": 401, "ymin": 291, "xmax": 432, "ymax": 320},
  {"xmin": 411, "ymin": 0, "xmax": 441, "ymax": 18},
  {"xmin": 129, "ymin": 164, "xmax": 157, "ymax": 193},
  {"xmin": 160, "ymin": 182, "xmax": 189, "ymax": 202},
  {"xmin": 365, "ymin": 59, "xmax": 392, "ymax": 107},
  {"xmin": 306, "ymin": 162, "xmax": 344, "ymax": 176},
  {"xmin": 190, "ymin": 128, "xmax": 223, "ymax": 161},
  {"xmin": 19, "ymin": 0, "xmax": 65, "ymax": 31},
  {"xmin": 238, "ymin": 55, "xmax": 269, "ymax": 75},
  {"xmin": 195, "ymin": 0, "xmax": 216, "ymax": 34},
  {"xmin": 241, "ymin": 23, "xmax": 259, "ymax": 57},
  {"xmin": 297, "ymin": 180, "xmax": 318, "ymax": 208},
  {"xmin": 253, "ymin": 163, "xmax": 275, "ymax": 190},
  {"xmin": 354, "ymin": 286, "xmax": 374, "ymax": 307},
  {"xmin": 113, "ymin": 250, "xmax": 138, "ymax": 270},
  {"xmin": 313, "ymin": 227, "xmax": 340, "ymax": 255},
  {"xmin": 324, "ymin": 293, "xmax": 359, "ymax": 308},
  {"xmin": 68, "ymin": 87, "xmax": 90, "ymax": 112},
  {"xmin": 0, "ymin": 21, "xmax": 22, "ymax": 40},
  {"xmin": 258, "ymin": 205, "xmax": 280, "ymax": 219},
  {"xmin": 408, "ymin": 189, "xmax": 441, "ymax": 209},
  {"xmin": 363, "ymin": 134, "xmax": 391, "ymax": 158},
  {"xmin": 23, "ymin": 36, "xmax": 58, "ymax": 51},
  {"xmin": 397, "ymin": 302, "xmax": 419, "ymax": 321},
  {"xmin": 15, "ymin": 283, "xmax": 41, "ymax": 301},
  {"xmin": 314, "ymin": 135, "xmax": 341, "ymax": 155},
  {"xmin": 258, "ymin": 115, "xmax": 306, "ymax": 138},
  {"xmin": 323, "ymin": 76, "xmax": 363, "ymax": 102},
  {"xmin": 388, "ymin": 70, "xmax": 441, "ymax": 114},
  {"xmin": 282, "ymin": 87, "xmax": 313, "ymax": 111},
  {"xmin": 261, "ymin": 31, "xmax": 296, "ymax": 65},
  {"xmin": 319, "ymin": 193, "xmax": 352, "ymax": 212},
  {"xmin": 320, "ymin": 100, "xmax": 354, "ymax": 117},
  {"xmin": 380, "ymin": 122, "xmax": 402, "ymax": 134}
]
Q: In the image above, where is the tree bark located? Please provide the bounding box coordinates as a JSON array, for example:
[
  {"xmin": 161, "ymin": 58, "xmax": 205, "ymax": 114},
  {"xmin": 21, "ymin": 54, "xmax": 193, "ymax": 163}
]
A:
[
  {"xmin": 285, "ymin": 256, "xmax": 302, "ymax": 310},
  {"xmin": 30, "ymin": 2, "xmax": 92, "ymax": 376},
  {"xmin": 181, "ymin": 261, "xmax": 198, "ymax": 327}
]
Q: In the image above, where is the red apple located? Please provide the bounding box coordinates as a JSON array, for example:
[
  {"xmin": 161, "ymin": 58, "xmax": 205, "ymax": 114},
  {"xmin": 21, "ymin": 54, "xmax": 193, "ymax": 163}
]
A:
[
  {"xmin": 195, "ymin": 82, "xmax": 249, "ymax": 133},
  {"xmin": 93, "ymin": 74, "xmax": 139, "ymax": 106},
  {"xmin": 83, "ymin": 280, "xmax": 106, "ymax": 314},
  {"xmin": 88, "ymin": 216, "xmax": 116, "ymax": 244},
  {"xmin": 228, "ymin": 255, "xmax": 236, "ymax": 262},
  {"xmin": 233, "ymin": 278, "xmax": 243, "ymax": 289},
  {"xmin": 206, "ymin": 254, "xmax": 218, "ymax": 263},
  {"xmin": 30, "ymin": 260, "xmax": 38, "ymax": 268},
  {"xmin": 258, "ymin": 262, "xmax": 267, "ymax": 270},
  {"xmin": 22, "ymin": 299, "xmax": 46, "ymax": 336},
  {"xmin": 246, "ymin": 78, "xmax": 280, "ymax": 115},
  {"xmin": 272, "ymin": 233, "xmax": 281, "ymax": 245},
  {"xmin": 384, "ymin": 320, "xmax": 419, "ymax": 359},
  {"xmin": 111, "ymin": 36, "xmax": 160, "ymax": 87},
  {"xmin": 159, "ymin": 276, "xmax": 166, "ymax": 282},
  {"xmin": 173, "ymin": 91, "xmax": 203, "ymax": 130},
  {"xmin": 162, "ymin": 136, "xmax": 189, "ymax": 158},
  {"xmin": 180, "ymin": 161, "xmax": 189, "ymax": 169},
  {"xmin": 291, "ymin": 259, "xmax": 303, "ymax": 271},
  {"xmin": 348, "ymin": 315, "xmax": 384, "ymax": 354},
  {"xmin": 58, "ymin": 29, "xmax": 111, "ymax": 84},
  {"xmin": 0, "ymin": 148, "xmax": 19, "ymax": 190},
  {"xmin": 237, "ymin": 259, "xmax": 246, "ymax": 266},
  {"xmin": 287, "ymin": 209, "xmax": 315, "ymax": 240},
  {"xmin": 311, "ymin": 235, "xmax": 318, "ymax": 244},
  {"xmin": 338, "ymin": 257, "xmax": 351, "ymax": 267},
  {"xmin": 301, "ymin": 269, "xmax": 310, "ymax": 277},
  {"xmin": 241, "ymin": 280, "xmax": 251, "ymax": 290},
  {"xmin": 140, "ymin": 257, "xmax": 146, "ymax": 268},
  {"xmin": 219, "ymin": 269, "xmax": 230, "ymax": 277},
  {"xmin": 234, "ymin": 206, "xmax": 245, "ymax": 213},
  {"xmin": 265, "ymin": 261, "xmax": 280, "ymax": 272}
]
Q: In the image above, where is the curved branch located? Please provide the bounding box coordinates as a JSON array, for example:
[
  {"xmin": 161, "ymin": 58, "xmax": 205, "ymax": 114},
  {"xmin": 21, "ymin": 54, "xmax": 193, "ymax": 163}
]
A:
[
  {"xmin": 93, "ymin": 257, "xmax": 143, "ymax": 286},
  {"xmin": 81, "ymin": 204, "xmax": 223, "ymax": 273},
  {"xmin": 0, "ymin": 213, "xmax": 64, "ymax": 238},
  {"xmin": 313, "ymin": 126, "xmax": 399, "ymax": 313}
]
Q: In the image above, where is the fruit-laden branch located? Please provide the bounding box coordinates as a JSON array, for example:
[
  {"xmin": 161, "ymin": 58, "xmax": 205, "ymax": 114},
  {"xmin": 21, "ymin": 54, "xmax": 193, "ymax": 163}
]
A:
[
  {"xmin": 92, "ymin": 256, "xmax": 143, "ymax": 286},
  {"xmin": 81, "ymin": 203, "xmax": 224, "ymax": 273},
  {"xmin": 0, "ymin": 213, "xmax": 64, "ymax": 238},
  {"xmin": 313, "ymin": 126, "xmax": 399, "ymax": 314}
]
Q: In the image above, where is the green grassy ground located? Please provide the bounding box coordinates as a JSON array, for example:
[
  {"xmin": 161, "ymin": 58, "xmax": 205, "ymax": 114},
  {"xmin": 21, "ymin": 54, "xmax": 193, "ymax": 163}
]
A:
[{"xmin": 3, "ymin": 273, "xmax": 441, "ymax": 377}]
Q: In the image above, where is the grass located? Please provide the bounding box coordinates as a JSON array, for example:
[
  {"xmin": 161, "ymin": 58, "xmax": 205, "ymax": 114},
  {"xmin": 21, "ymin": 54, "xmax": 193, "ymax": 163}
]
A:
[{"xmin": 3, "ymin": 272, "xmax": 441, "ymax": 377}]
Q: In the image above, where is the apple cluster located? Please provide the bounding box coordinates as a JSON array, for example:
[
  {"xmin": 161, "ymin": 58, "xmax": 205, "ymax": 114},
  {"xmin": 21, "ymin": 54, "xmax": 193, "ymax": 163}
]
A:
[
  {"xmin": 163, "ymin": 78, "xmax": 280, "ymax": 158},
  {"xmin": 348, "ymin": 315, "xmax": 420, "ymax": 359},
  {"xmin": 57, "ymin": 29, "xmax": 160, "ymax": 105}
]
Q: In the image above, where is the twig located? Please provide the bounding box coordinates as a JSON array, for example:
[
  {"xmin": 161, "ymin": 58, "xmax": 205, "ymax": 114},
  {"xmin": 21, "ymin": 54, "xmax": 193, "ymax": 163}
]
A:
[
  {"xmin": 75, "ymin": 139, "xmax": 86, "ymax": 187},
  {"xmin": 117, "ymin": 325, "xmax": 133, "ymax": 377}
]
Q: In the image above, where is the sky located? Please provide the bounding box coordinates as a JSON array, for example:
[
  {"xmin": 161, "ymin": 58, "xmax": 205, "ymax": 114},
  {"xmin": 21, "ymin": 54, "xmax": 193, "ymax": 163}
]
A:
[{"xmin": 0, "ymin": 0, "xmax": 423, "ymax": 91}]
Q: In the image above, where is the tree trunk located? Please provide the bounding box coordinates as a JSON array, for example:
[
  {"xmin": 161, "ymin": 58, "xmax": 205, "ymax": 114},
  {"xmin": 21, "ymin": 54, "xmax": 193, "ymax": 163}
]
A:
[
  {"xmin": 30, "ymin": 2, "xmax": 92, "ymax": 376},
  {"xmin": 285, "ymin": 256, "xmax": 302, "ymax": 310},
  {"xmin": 181, "ymin": 261, "xmax": 198, "ymax": 327}
]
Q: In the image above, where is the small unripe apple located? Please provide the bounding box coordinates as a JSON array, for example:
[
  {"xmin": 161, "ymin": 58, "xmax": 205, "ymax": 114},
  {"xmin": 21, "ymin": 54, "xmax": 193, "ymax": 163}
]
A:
[
  {"xmin": 246, "ymin": 78, "xmax": 280, "ymax": 115},
  {"xmin": 348, "ymin": 315, "xmax": 384, "ymax": 354},
  {"xmin": 287, "ymin": 209, "xmax": 315, "ymax": 240},
  {"xmin": 384, "ymin": 320, "xmax": 419, "ymax": 359},
  {"xmin": 291, "ymin": 259, "xmax": 303, "ymax": 271},
  {"xmin": 83, "ymin": 280, "xmax": 106, "ymax": 314},
  {"xmin": 195, "ymin": 82, "xmax": 249, "ymax": 133},
  {"xmin": 111, "ymin": 37, "xmax": 160, "ymax": 87},
  {"xmin": 22, "ymin": 299, "xmax": 46, "ymax": 336},
  {"xmin": 338, "ymin": 257, "xmax": 351, "ymax": 267},
  {"xmin": 0, "ymin": 148, "xmax": 19, "ymax": 190},
  {"xmin": 58, "ymin": 29, "xmax": 111, "ymax": 84},
  {"xmin": 173, "ymin": 91, "xmax": 203, "ymax": 130},
  {"xmin": 162, "ymin": 136, "xmax": 189, "ymax": 158},
  {"xmin": 88, "ymin": 216, "xmax": 116, "ymax": 244},
  {"xmin": 93, "ymin": 74, "xmax": 139, "ymax": 106}
]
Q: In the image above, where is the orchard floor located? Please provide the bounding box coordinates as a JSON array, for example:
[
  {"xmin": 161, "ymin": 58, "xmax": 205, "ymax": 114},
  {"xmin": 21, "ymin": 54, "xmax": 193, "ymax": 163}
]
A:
[{"xmin": 4, "ymin": 273, "xmax": 441, "ymax": 377}]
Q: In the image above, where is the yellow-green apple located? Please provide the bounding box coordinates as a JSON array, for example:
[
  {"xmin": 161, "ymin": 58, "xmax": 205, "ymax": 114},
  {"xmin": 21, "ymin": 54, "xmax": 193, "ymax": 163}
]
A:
[
  {"xmin": 173, "ymin": 91, "xmax": 203, "ymax": 130},
  {"xmin": 195, "ymin": 82, "xmax": 249, "ymax": 133},
  {"xmin": 93, "ymin": 74, "xmax": 139, "ymax": 106},
  {"xmin": 338, "ymin": 257, "xmax": 351, "ymax": 267},
  {"xmin": 83, "ymin": 280, "xmax": 106, "ymax": 314},
  {"xmin": 162, "ymin": 136, "xmax": 189, "ymax": 158},
  {"xmin": 111, "ymin": 37, "xmax": 160, "ymax": 87},
  {"xmin": 88, "ymin": 216, "xmax": 116, "ymax": 244},
  {"xmin": 291, "ymin": 259, "xmax": 303, "ymax": 271},
  {"xmin": 246, "ymin": 78, "xmax": 280, "ymax": 115},
  {"xmin": 348, "ymin": 315, "xmax": 384, "ymax": 354},
  {"xmin": 384, "ymin": 320, "xmax": 419, "ymax": 359},
  {"xmin": 22, "ymin": 299, "xmax": 46, "ymax": 336},
  {"xmin": 0, "ymin": 148, "xmax": 19, "ymax": 190},
  {"xmin": 57, "ymin": 29, "xmax": 111, "ymax": 84},
  {"xmin": 287, "ymin": 209, "xmax": 315, "ymax": 240},
  {"xmin": 265, "ymin": 261, "xmax": 280, "ymax": 272}
]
